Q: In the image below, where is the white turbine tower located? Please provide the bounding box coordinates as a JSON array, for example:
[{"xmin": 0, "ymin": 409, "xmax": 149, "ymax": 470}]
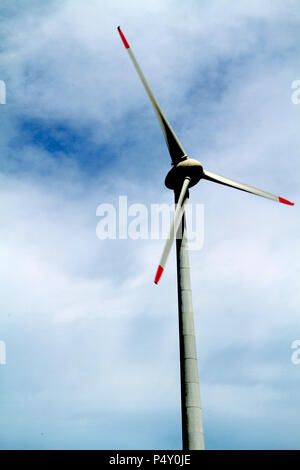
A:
[{"xmin": 117, "ymin": 26, "xmax": 294, "ymax": 450}]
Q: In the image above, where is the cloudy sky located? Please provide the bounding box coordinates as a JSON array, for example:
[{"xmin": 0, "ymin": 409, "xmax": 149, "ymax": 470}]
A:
[{"xmin": 0, "ymin": 0, "xmax": 299, "ymax": 450}]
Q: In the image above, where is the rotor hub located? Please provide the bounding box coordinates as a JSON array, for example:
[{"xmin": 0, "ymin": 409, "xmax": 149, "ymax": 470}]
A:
[{"xmin": 165, "ymin": 158, "xmax": 203, "ymax": 190}]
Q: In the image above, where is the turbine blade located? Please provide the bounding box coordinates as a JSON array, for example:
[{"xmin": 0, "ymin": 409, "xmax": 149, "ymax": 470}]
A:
[
  {"xmin": 117, "ymin": 26, "xmax": 186, "ymax": 165},
  {"xmin": 154, "ymin": 177, "xmax": 190, "ymax": 284},
  {"xmin": 203, "ymin": 170, "xmax": 294, "ymax": 205}
]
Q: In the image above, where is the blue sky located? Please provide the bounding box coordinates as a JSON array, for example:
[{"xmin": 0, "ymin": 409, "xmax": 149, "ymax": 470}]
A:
[{"xmin": 0, "ymin": 0, "xmax": 299, "ymax": 449}]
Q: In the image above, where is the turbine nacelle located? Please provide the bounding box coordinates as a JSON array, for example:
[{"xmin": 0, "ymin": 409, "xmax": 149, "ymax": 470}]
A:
[{"xmin": 165, "ymin": 158, "xmax": 203, "ymax": 190}]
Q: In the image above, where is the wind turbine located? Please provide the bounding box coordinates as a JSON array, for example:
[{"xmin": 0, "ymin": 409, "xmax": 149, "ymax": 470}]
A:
[{"xmin": 117, "ymin": 26, "xmax": 294, "ymax": 450}]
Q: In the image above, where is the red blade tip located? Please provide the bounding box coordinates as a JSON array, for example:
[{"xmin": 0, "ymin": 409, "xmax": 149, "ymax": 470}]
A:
[
  {"xmin": 278, "ymin": 196, "xmax": 294, "ymax": 206},
  {"xmin": 117, "ymin": 26, "xmax": 130, "ymax": 49},
  {"xmin": 154, "ymin": 265, "xmax": 164, "ymax": 284}
]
